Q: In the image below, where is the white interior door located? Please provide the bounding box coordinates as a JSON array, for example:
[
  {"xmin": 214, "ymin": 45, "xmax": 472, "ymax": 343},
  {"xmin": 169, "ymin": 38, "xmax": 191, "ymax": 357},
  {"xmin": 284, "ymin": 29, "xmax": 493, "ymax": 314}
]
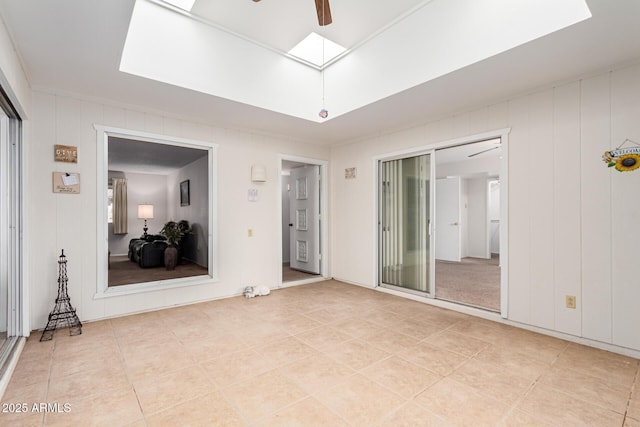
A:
[
  {"xmin": 436, "ymin": 177, "xmax": 462, "ymax": 262},
  {"xmin": 289, "ymin": 165, "xmax": 320, "ymax": 274}
]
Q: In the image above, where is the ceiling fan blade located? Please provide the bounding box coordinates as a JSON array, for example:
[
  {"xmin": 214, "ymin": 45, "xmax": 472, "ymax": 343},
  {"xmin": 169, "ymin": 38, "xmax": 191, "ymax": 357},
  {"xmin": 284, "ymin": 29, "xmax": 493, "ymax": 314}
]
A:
[
  {"xmin": 315, "ymin": 0, "xmax": 332, "ymax": 26},
  {"xmin": 468, "ymin": 146, "xmax": 500, "ymax": 158}
]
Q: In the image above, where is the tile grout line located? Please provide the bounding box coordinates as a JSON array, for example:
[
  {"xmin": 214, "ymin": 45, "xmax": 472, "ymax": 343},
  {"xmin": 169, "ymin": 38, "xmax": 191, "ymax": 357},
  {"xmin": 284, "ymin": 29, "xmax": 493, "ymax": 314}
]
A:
[
  {"xmin": 494, "ymin": 341, "xmax": 568, "ymax": 425},
  {"xmin": 553, "ymin": 343, "xmax": 638, "ymax": 417},
  {"xmin": 622, "ymin": 361, "xmax": 640, "ymax": 425},
  {"xmin": 41, "ymin": 335, "xmax": 59, "ymax": 427},
  {"xmin": 110, "ymin": 318, "xmax": 147, "ymax": 425}
]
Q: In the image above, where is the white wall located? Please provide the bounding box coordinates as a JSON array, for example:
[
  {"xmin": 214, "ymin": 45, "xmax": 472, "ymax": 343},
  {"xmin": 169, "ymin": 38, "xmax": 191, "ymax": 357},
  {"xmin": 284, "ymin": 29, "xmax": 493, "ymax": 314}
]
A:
[
  {"xmin": 466, "ymin": 177, "xmax": 488, "ymax": 259},
  {"xmin": 167, "ymin": 156, "xmax": 208, "ymax": 266},
  {"xmin": 331, "ymin": 62, "xmax": 640, "ymax": 353},
  {"xmin": 28, "ymin": 91, "xmax": 329, "ymax": 329},
  {"xmin": 121, "ymin": 0, "xmax": 321, "ymax": 122},
  {"xmin": 0, "ymin": 15, "xmax": 30, "ymax": 118},
  {"xmin": 460, "ymin": 179, "xmax": 468, "ymax": 258}
]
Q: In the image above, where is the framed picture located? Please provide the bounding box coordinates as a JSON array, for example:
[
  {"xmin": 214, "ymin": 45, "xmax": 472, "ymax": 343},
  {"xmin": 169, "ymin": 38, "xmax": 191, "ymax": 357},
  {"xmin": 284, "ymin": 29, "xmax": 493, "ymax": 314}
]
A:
[{"xmin": 180, "ymin": 180, "xmax": 190, "ymax": 206}]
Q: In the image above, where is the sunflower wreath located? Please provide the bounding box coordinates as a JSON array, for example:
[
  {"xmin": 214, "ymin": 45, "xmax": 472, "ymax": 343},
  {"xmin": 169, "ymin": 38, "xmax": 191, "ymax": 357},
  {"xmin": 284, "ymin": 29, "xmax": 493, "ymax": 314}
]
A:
[{"xmin": 603, "ymin": 139, "xmax": 640, "ymax": 172}]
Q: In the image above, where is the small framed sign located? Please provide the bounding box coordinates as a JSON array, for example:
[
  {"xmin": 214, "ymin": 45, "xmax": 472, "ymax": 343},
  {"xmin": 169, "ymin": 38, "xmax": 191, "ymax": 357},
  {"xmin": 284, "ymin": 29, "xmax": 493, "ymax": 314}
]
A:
[
  {"xmin": 54, "ymin": 145, "xmax": 78, "ymax": 163},
  {"xmin": 345, "ymin": 167, "xmax": 357, "ymax": 179},
  {"xmin": 53, "ymin": 172, "xmax": 80, "ymax": 194}
]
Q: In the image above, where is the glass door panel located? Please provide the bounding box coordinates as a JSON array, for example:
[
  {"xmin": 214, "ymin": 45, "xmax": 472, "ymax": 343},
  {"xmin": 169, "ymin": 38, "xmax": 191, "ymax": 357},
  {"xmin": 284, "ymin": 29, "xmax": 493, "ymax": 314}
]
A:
[
  {"xmin": 0, "ymin": 110, "xmax": 7, "ymax": 350},
  {"xmin": 380, "ymin": 153, "xmax": 432, "ymax": 294}
]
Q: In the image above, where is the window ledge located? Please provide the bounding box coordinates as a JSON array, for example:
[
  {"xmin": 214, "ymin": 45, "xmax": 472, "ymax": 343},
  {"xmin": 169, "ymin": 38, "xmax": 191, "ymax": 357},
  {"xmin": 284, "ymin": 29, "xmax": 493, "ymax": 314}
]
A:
[{"xmin": 94, "ymin": 274, "xmax": 218, "ymax": 299}]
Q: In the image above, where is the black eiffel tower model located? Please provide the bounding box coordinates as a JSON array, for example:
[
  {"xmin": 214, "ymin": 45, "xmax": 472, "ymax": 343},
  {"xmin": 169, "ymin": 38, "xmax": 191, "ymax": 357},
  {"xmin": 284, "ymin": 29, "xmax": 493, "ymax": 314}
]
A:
[{"xmin": 40, "ymin": 250, "xmax": 82, "ymax": 341}]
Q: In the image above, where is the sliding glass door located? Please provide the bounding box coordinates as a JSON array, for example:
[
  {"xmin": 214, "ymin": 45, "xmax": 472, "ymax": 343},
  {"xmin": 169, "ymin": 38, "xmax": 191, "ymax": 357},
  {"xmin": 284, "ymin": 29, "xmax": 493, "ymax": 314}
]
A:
[
  {"xmin": 0, "ymin": 109, "xmax": 7, "ymax": 351},
  {"xmin": 0, "ymin": 90, "xmax": 24, "ymax": 376},
  {"xmin": 379, "ymin": 153, "xmax": 434, "ymax": 295}
]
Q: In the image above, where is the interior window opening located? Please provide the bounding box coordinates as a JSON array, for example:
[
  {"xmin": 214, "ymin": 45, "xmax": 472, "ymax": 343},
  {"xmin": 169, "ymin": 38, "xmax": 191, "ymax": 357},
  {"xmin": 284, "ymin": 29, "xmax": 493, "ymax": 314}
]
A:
[{"xmin": 96, "ymin": 126, "xmax": 217, "ymax": 295}]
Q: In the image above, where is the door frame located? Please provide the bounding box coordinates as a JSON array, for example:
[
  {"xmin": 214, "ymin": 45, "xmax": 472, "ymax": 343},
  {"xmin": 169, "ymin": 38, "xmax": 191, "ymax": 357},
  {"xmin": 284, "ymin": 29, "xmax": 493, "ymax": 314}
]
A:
[
  {"xmin": 288, "ymin": 165, "xmax": 321, "ymax": 274},
  {"xmin": 374, "ymin": 128, "xmax": 510, "ymax": 317},
  {"xmin": 277, "ymin": 155, "xmax": 329, "ymax": 286}
]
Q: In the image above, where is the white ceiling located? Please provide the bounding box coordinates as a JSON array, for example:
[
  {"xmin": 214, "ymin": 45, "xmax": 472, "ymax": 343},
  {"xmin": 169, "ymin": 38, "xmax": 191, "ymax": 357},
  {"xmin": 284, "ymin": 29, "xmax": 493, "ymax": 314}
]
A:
[
  {"xmin": 190, "ymin": 0, "xmax": 427, "ymax": 55},
  {"xmin": 1, "ymin": 0, "xmax": 640, "ymax": 145},
  {"xmin": 109, "ymin": 136, "xmax": 207, "ymax": 174}
]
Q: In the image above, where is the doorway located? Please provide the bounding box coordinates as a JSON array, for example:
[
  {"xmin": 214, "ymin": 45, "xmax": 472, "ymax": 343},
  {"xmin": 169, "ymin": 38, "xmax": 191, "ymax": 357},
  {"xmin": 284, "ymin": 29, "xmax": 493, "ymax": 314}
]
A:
[
  {"xmin": 433, "ymin": 140, "xmax": 502, "ymax": 311},
  {"xmin": 280, "ymin": 157, "xmax": 328, "ymax": 285},
  {"xmin": 377, "ymin": 133, "xmax": 507, "ymax": 313}
]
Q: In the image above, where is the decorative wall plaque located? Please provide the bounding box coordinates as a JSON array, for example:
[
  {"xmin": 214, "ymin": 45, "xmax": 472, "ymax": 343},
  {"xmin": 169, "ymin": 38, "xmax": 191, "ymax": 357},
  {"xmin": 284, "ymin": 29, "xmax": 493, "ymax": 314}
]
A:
[
  {"xmin": 52, "ymin": 172, "xmax": 80, "ymax": 194},
  {"xmin": 603, "ymin": 139, "xmax": 640, "ymax": 172},
  {"xmin": 345, "ymin": 167, "xmax": 357, "ymax": 179},
  {"xmin": 54, "ymin": 145, "xmax": 78, "ymax": 163}
]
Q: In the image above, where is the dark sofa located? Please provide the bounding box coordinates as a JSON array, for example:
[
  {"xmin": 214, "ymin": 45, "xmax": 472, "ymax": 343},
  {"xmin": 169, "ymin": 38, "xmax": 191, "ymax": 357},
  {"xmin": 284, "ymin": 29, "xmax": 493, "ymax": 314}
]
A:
[{"xmin": 128, "ymin": 234, "xmax": 167, "ymax": 268}]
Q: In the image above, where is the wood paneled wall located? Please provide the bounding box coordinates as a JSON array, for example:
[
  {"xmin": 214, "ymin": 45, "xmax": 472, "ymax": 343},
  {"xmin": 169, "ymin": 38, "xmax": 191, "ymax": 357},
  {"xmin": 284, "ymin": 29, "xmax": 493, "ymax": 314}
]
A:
[{"xmin": 331, "ymin": 63, "xmax": 640, "ymax": 352}]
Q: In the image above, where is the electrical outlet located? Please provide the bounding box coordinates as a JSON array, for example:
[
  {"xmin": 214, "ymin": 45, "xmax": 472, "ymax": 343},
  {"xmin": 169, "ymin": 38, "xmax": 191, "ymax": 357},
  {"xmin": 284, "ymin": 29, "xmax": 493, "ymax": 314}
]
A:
[{"xmin": 566, "ymin": 295, "xmax": 576, "ymax": 309}]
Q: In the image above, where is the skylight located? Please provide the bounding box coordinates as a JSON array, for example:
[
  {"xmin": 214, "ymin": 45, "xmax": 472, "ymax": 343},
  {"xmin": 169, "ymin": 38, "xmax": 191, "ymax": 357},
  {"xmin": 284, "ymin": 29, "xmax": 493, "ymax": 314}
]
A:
[
  {"xmin": 288, "ymin": 33, "xmax": 346, "ymax": 68},
  {"xmin": 163, "ymin": 0, "xmax": 195, "ymax": 12}
]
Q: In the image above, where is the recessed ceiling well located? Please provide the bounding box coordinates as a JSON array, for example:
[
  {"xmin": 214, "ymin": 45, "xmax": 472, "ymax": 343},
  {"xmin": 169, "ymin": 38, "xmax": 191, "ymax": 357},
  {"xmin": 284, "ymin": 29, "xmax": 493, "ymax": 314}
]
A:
[{"xmin": 120, "ymin": 0, "xmax": 592, "ymax": 123}]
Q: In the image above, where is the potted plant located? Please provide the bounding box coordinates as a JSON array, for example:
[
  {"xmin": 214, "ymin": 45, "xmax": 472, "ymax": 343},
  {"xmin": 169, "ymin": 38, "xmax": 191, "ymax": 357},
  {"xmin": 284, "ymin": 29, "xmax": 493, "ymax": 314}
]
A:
[{"xmin": 159, "ymin": 220, "xmax": 189, "ymax": 270}]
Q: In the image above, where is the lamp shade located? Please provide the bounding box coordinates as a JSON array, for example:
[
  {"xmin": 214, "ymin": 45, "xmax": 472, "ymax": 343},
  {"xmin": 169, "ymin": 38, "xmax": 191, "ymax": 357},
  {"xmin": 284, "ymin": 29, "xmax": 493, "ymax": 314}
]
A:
[{"xmin": 137, "ymin": 204, "xmax": 154, "ymax": 219}]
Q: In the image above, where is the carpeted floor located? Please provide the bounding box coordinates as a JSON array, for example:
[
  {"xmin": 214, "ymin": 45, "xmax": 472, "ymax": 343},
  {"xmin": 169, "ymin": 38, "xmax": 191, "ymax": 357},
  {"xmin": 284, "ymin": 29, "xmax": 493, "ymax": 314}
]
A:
[
  {"xmin": 435, "ymin": 255, "xmax": 500, "ymax": 311},
  {"xmin": 108, "ymin": 255, "xmax": 209, "ymax": 287}
]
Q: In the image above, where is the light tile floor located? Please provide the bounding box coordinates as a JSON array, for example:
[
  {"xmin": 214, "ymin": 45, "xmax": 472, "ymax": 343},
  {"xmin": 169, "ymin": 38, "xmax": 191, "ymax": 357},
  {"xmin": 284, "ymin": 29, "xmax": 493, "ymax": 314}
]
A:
[{"xmin": 1, "ymin": 280, "xmax": 639, "ymax": 426}]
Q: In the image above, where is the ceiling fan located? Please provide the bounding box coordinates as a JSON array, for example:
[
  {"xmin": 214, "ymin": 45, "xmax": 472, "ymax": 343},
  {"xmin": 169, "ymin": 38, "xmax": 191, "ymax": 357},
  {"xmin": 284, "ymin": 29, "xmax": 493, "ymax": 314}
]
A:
[{"xmin": 252, "ymin": 0, "xmax": 332, "ymax": 26}]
